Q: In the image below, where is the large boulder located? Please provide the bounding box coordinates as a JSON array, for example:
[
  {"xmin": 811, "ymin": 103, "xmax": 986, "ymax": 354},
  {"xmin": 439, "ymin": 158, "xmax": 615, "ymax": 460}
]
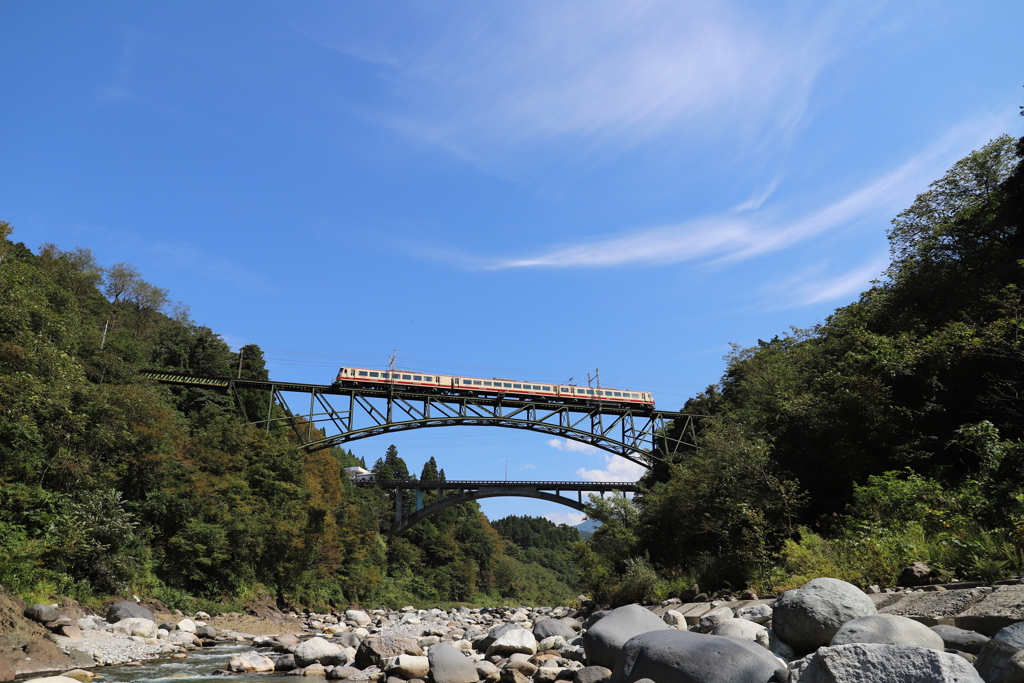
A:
[
  {"xmin": 609, "ymin": 630, "xmax": 782, "ymax": 683},
  {"xmin": 486, "ymin": 629, "xmax": 538, "ymax": 657},
  {"xmin": 109, "ymin": 617, "xmax": 157, "ymax": 638},
  {"xmin": 772, "ymin": 578, "xmax": 876, "ymax": 654},
  {"xmin": 930, "ymin": 625, "xmax": 989, "ymax": 655},
  {"xmin": 105, "ymin": 602, "xmax": 154, "ymax": 624},
  {"xmin": 295, "ymin": 637, "xmax": 344, "ymax": 667},
  {"xmin": 830, "ymin": 614, "xmax": 945, "ymax": 651},
  {"xmin": 534, "ymin": 619, "xmax": 577, "ymax": 641},
  {"xmin": 23, "ymin": 605, "xmax": 59, "ymax": 625},
  {"xmin": 790, "ymin": 643, "xmax": 982, "ymax": 682},
  {"xmin": 428, "ymin": 642, "xmax": 478, "ymax": 683},
  {"xmin": 355, "ymin": 635, "xmax": 423, "ymax": 669},
  {"xmin": 974, "ymin": 622, "xmax": 1024, "ymax": 683},
  {"xmin": 583, "ymin": 604, "xmax": 670, "ymax": 670}
]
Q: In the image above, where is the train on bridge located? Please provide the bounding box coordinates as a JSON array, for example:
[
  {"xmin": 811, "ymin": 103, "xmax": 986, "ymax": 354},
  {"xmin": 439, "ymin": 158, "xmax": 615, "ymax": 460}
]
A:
[{"xmin": 333, "ymin": 366, "xmax": 655, "ymax": 408}]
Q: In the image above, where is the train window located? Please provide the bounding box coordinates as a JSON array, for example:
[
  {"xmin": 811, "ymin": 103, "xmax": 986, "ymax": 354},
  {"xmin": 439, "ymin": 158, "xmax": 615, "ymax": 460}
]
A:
[
  {"xmin": 401, "ymin": 374, "xmax": 410, "ymax": 380},
  {"xmin": 413, "ymin": 375, "xmax": 422, "ymax": 381},
  {"xmin": 358, "ymin": 371, "xmax": 368, "ymax": 377},
  {"xmin": 632, "ymin": 393, "xmax": 639, "ymax": 398},
  {"xmin": 503, "ymin": 383, "xmax": 512, "ymax": 388},
  {"xmin": 614, "ymin": 392, "xmax": 622, "ymax": 397},
  {"xmin": 543, "ymin": 386, "xmax": 550, "ymax": 391},
  {"xmin": 513, "ymin": 384, "xmax": 522, "ymax": 389},
  {"xmin": 369, "ymin": 372, "xmax": 379, "ymax": 378},
  {"xmin": 483, "ymin": 381, "xmax": 492, "ymax": 386},
  {"xmin": 473, "ymin": 380, "xmax": 481, "ymax": 385},
  {"xmin": 531, "ymin": 385, "xmax": 538, "ymax": 390}
]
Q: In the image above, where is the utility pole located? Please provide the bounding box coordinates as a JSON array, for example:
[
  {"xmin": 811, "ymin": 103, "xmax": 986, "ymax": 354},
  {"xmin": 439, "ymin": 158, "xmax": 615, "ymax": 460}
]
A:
[
  {"xmin": 505, "ymin": 460, "xmax": 508, "ymax": 481},
  {"xmin": 237, "ymin": 347, "xmax": 244, "ymax": 379}
]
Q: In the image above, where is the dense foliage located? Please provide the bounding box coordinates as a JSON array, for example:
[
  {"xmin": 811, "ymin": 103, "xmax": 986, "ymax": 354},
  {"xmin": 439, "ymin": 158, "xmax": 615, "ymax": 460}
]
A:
[
  {"xmin": 573, "ymin": 133, "xmax": 1024, "ymax": 602},
  {"xmin": 0, "ymin": 226, "xmax": 578, "ymax": 608}
]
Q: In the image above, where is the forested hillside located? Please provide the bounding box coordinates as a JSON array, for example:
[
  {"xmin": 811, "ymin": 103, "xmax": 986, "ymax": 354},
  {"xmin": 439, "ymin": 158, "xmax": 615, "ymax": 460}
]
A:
[
  {"xmin": 0, "ymin": 225, "xmax": 577, "ymax": 609},
  {"xmin": 576, "ymin": 133, "xmax": 1024, "ymax": 603},
  {"xmin": 3, "ymin": 130, "xmax": 1021, "ymax": 610}
]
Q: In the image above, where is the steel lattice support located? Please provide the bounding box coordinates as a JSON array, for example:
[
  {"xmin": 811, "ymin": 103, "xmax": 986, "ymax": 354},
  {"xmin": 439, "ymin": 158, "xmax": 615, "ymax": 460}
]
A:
[{"xmin": 141, "ymin": 372, "xmax": 701, "ymax": 465}]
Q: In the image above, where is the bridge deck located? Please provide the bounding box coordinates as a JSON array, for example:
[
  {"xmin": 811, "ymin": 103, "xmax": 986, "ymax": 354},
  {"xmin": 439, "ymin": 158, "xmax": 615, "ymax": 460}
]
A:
[
  {"xmin": 140, "ymin": 371, "xmax": 688, "ymax": 419},
  {"xmin": 363, "ymin": 479, "xmax": 639, "ymax": 490}
]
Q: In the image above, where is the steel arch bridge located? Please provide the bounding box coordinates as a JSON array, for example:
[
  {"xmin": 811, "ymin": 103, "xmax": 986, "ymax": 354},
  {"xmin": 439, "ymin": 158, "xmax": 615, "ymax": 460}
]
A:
[
  {"xmin": 142, "ymin": 372, "xmax": 699, "ymax": 467},
  {"xmin": 365, "ymin": 479, "xmax": 639, "ymax": 536}
]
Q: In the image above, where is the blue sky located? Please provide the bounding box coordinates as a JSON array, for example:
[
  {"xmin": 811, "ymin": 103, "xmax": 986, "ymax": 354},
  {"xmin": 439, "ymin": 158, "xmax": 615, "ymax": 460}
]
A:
[{"xmin": 3, "ymin": 1, "xmax": 1022, "ymax": 524}]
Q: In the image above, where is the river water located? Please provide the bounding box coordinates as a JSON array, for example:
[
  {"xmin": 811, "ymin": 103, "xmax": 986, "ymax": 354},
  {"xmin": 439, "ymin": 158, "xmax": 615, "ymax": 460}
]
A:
[{"xmin": 96, "ymin": 643, "xmax": 285, "ymax": 683}]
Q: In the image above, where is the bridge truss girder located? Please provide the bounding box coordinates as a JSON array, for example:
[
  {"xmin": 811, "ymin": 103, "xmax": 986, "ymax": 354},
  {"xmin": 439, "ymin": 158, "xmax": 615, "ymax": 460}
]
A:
[
  {"xmin": 141, "ymin": 372, "xmax": 699, "ymax": 465},
  {"xmin": 258, "ymin": 386, "xmax": 695, "ymax": 466}
]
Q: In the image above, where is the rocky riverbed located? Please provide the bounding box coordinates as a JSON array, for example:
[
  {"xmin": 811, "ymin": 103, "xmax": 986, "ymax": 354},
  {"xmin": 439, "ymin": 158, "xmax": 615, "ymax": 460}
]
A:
[{"xmin": 7, "ymin": 575, "xmax": 1024, "ymax": 682}]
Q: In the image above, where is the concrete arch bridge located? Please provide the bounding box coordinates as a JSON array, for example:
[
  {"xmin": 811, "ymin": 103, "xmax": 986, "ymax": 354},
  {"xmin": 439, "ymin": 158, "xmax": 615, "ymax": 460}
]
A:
[{"xmin": 362, "ymin": 479, "xmax": 639, "ymax": 536}]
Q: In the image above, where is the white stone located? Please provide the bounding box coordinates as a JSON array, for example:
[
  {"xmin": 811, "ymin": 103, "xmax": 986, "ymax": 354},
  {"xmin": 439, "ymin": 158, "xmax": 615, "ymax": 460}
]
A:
[
  {"xmin": 662, "ymin": 610, "xmax": 685, "ymax": 627},
  {"xmin": 346, "ymin": 610, "xmax": 372, "ymax": 627},
  {"xmin": 387, "ymin": 654, "xmax": 430, "ymax": 679},
  {"xmin": 295, "ymin": 636, "xmax": 343, "ymax": 667},
  {"xmin": 229, "ymin": 652, "xmax": 276, "ymax": 672},
  {"xmin": 487, "ymin": 629, "xmax": 538, "ymax": 657},
  {"xmin": 176, "ymin": 618, "xmax": 197, "ymax": 633},
  {"xmin": 110, "ymin": 618, "xmax": 157, "ymax": 638}
]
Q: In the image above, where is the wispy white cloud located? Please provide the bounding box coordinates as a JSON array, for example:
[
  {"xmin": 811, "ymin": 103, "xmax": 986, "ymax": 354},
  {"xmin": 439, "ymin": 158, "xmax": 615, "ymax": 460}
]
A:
[
  {"xmin": 519, "ymin": 463, "xmax": 537, "ymax": 471},
  {"xmin": 296, "ymin": 2, "xmax": 863, "ymax": 162},
  {"xmin": 544, "ymin": 511, "xmax": 587, "ymax": 526},
  {"xmin": 463, "ymin": 115, "xmax": 1009, "ymax": 273},
  {"xmin": 763, "ymin": 255, "xmax": 890, "ymax": 309}
]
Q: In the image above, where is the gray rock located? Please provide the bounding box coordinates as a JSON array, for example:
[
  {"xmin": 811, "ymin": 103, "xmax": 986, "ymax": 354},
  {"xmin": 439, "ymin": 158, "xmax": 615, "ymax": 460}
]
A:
[
  {"xmin": 772, "ymin": 578, "xmax": 876, "ymax": 654},
  {"xmin": 955, "ymin": 586, "xmax": 1024, "ymax": 636},
  {"xmin": 335, "ymin": 633, "xmax": 362, "ymax": 649},
  {"xmin": 574, "ymin": 666, "xmax": 612, "ymax": 683},
  {"xmin": 898, "ymin": 562, "xmax": 939, "ymax": 587},
  {"xmin": 428, "ymin": 642, "xmax": 478, "ymax": 683},
  {"xmin": 196, "ymin": 625, "xmax": 217, "ymax": 639},
  {"xmin": 105, "ymin": 601, "xmax": 155, "ymax": 623},
  {"xmin": 790, "ymin": 643, "xmax": 982, "ymax": 682},
  {"xmin": 355, "ymin": 635, "xmax": 423, "ymax": 668},
  {"xmin": 583, "ymin": 604, "xmax": 670, "ymax": 670},
  {"xmin": 295, "ymin": 637, "xmax": 344, "ymax": 667},
  {"xmin": 478, "ymin": 624, "xmax": 524, "ymax": 652},
  {"xmin": 486, "ymin": 629, "xmax": 537, "ymax": 657},
  {"xmin": 609, "ymin": 629, "xmax": 782, "ymax": 683},
  {"xmin": 994, "ymin": 622, "xmax": 1024, "ymax": 650},
  {"xmin": 698, "ymin": 607, "xmax": 734, "ymax": 634},
  {"xmin": 328, "ymin": 666, "xmax": 361, "ymax": 679},
  {"xmin": 735, "ymin": 604, "xmax": 772, "ymax": 625},
  {"xmin": 24, "ymin": 604, "xmax": 60, "ymax": 624},
  {"xmin": 830, "ymin": 614, "xmax": 945, "ymax": 651},
  {"xmin": 276, "ymin": 654, "xmax": 298, "ymax": 671},
  {"xmin": 535, "ymin": 619, "xmax": 577, "ymax": 640},
  {"xmin": 881, "ymin": 587, "xmax": 990, "ymax": 627},
  {"xmin": 930, "ymin": 625, "xmax": 989, "ymax": 655},
  {"xmin": 585, "ymin": 611, "xmax": 609, "ymax": 629},
  {"xmin": 975, "ymin": 638, "xmax": 1024, "ymax": 683},
  {"xmin": 346, "ymin": 610, "xmax": 372, "ymax": 627}
]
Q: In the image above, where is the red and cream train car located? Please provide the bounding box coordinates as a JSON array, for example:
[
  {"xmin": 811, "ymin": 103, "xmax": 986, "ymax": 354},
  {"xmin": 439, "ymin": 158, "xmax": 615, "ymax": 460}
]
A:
[{"xmin": 333, "ymin": 367, "xmax": 655, "ymax": 408}]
